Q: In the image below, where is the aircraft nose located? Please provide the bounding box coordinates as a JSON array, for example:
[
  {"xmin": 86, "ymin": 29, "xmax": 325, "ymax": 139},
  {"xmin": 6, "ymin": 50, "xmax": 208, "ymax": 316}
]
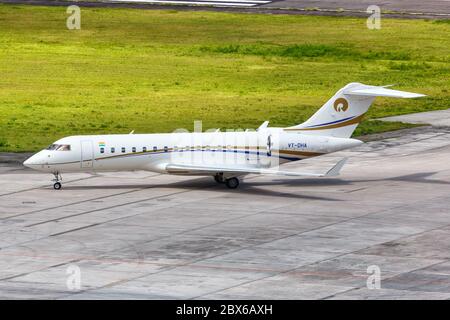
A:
[
  {"xmin": 23, "ymin": 155, "xmax": 35, "ymax": 168},
  {"xmin": 23, "ymin": 154, "xmax": 43, "ymax": 169}
]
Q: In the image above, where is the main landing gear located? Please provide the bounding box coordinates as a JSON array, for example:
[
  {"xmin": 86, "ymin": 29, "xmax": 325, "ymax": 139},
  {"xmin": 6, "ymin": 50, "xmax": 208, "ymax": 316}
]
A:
[
  {"xmin": 214, "ymin": 173, "xmax": 225, "ymax": 184},
  {"xmin": 214, "ymin": 174, "xmax": 240, "ymax": 189},
  {"xmin": 225, "ymin": 177, "xmax": 239, "ymax": 189},
  {"xmin": 52, "ymin": 172, "xmax": 62, "ymax": 190}
]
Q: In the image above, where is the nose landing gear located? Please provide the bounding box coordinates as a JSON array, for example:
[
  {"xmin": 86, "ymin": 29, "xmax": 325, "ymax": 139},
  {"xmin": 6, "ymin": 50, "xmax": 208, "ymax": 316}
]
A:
[{"xmin": 52, "ymin": 172, "xmax": 62, "ymax": 190}]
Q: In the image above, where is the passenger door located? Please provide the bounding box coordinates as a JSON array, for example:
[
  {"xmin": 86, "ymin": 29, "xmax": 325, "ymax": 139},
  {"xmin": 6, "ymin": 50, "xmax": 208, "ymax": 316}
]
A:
[{"xmin": 80, "ymin": 140, "xmax": 94, "ymax": 168}]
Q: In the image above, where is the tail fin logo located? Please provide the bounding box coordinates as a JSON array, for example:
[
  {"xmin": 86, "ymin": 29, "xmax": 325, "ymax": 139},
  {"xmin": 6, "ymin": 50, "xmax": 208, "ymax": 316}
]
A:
[{"xmin": 334, "ymin": 98, "xmax": 349, "ymax": 112}]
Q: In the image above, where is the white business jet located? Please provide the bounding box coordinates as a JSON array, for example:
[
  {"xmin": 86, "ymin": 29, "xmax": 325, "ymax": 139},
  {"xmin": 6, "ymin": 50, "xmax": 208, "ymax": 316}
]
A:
[{"xmin": 23, "ymin": 83, "xmax": 425, "ymax": 190}]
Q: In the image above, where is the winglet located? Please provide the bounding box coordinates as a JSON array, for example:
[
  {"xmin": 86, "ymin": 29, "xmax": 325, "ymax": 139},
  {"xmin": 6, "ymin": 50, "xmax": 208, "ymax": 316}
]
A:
[
  {"xmin": 257, "ymin": 121, "xmax": 269, "ymax": 131},
  {"xmin": 324, "ymin": 158, "xmax": 348, "ymax": 177}
]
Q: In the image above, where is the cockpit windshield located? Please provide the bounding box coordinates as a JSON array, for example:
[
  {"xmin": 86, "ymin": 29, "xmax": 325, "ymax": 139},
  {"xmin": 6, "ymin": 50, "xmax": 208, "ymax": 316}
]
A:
[{"xmin": 46, "ymin": 144, "xmax": 71, "ymax": 151}]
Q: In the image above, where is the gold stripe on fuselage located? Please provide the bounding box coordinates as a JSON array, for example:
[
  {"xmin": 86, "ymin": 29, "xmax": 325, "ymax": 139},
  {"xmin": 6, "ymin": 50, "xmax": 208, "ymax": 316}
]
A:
[
  {"xmin": 284, "ymin": 114, "xmax": 365, "ymax": 131},
  {"xmin": 91, "ymin": 146, "xmax": 324, "ymax": 162},
  {"xmin": 277, "ymin": 150, "xmax": 323, "ymax": 157}
]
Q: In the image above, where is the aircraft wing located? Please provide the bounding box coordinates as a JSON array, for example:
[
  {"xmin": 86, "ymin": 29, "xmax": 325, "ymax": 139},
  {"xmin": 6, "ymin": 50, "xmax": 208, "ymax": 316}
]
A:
[{"xmin": 165, "ymin": 158, "xmax": 347, "ymax": 177}]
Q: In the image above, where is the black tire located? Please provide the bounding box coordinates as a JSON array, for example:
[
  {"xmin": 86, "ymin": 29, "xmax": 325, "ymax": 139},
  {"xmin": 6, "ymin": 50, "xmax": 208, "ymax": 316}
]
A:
[
  {"xmin": 225, "ymin": 177, "xmax": 239, "ymax": 189},
  {"xmin": 53, "ymin": 182, "xmax": 62, "ymax": 190}
]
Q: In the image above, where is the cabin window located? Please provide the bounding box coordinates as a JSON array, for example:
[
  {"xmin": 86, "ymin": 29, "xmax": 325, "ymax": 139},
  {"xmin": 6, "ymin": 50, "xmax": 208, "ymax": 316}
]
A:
[
  {"xmin": 132, "ymin": 147, "xmax": 136, "ymax": 153},
  {"xmin": 111, "ymin": 147, "xmax": 115, "ymax": 153},
  {"xmin": 143, "ymin": 147, "xmax": 147, "ymax": 152},
  {"xmin": 153, "ymin": 146, "xmax": 157, "ymax": 152},
  {"xmin": 164, "ymin": 146, "xmax": 168, "ymax": 152},
  {"xmin": 121, "ymin": 147, "xmax": 126, "ymax": 153},
  {"xmin": 100, "ymin": 147, "xmax": 105, "ymax": 154}
]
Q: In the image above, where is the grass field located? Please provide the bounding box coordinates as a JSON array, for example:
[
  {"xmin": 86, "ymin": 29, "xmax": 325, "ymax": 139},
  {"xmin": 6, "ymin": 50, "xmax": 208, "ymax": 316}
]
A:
[{"xmin": 0, "ymin": 4, "xmax": 449, "ymax": 152}]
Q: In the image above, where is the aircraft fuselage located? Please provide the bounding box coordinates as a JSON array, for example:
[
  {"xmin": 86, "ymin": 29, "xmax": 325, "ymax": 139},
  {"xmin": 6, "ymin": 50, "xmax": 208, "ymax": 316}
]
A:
[{"xmin": 24, "ymin": 130, "xmax": 362, "ymax": 174}]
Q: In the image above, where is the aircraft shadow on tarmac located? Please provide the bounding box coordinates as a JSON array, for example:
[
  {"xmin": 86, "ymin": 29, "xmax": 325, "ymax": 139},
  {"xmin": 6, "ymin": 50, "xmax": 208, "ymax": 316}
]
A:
[
  {"xmin": 61, "ymin": 178, "xmax": 339, "ymax": 201},
  {"xmin": 60, "ymin": 171, "xmax": 447, "ymax": 201},
  {"xmin": 251, "ymin": 171, "xmax": 449, "ymax": 187}
]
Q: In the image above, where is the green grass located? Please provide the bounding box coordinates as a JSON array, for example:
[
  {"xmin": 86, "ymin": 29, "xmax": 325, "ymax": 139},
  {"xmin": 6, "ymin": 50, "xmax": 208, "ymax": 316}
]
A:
[{"xmin": 0, "ymin": 5, "xmax": 449, "ymax": 152}]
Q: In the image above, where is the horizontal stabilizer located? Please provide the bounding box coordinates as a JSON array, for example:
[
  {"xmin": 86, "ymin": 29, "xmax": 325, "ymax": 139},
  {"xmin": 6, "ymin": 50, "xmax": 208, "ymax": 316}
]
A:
[{"xmin": 344, "ymin": 86, "xmax": 426, "ymax": 99}]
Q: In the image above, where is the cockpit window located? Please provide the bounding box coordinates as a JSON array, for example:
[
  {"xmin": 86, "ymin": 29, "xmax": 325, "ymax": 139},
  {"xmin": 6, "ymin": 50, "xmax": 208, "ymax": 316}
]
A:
[
  {"xmin": 57, "ymin": 145, "xmax": 71, "ymax": 151},
  {"xmin": 46, "ymin": 144, "xmax": 57, "ymax": 150},
  {"xmin": 46, "ymin": 144, "xmax": 71, "ymax": 151}
]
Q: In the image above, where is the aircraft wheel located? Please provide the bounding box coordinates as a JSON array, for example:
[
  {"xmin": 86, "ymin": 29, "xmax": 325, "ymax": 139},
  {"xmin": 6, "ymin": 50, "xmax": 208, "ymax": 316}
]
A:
[
  {"xmin": 225, "ymin": 177, "xmax": 239, "ymax": 189},
  {"xmin": 53, "ymin": 182, "xmax": 62, "ymax": 190}
]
